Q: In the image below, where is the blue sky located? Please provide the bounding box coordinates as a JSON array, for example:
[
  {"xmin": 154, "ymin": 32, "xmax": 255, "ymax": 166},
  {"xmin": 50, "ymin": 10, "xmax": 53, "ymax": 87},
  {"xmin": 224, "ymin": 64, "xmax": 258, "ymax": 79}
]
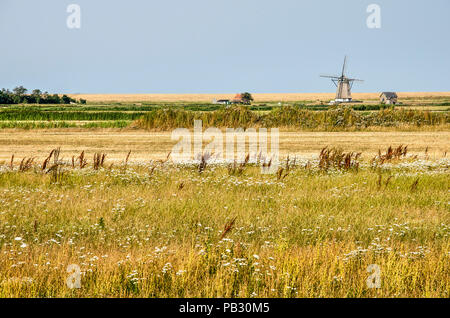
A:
[{"xmin": 1, "ymin": 0, "xmax": 449, "ymax": 93}]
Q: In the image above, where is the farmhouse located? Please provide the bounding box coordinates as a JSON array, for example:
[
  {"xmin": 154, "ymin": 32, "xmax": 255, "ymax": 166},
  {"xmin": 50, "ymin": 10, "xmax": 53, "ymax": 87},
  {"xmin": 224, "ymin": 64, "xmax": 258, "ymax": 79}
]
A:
[
  {"xmin": 380, "ymin": 92, "xmax": 398, "ymax": 105},
  {"xmin": 232, "ymin": 93, "xmax": 244, "ymax": 104},
  {"xmin": 213, "ymin": 93, "xmax": 252, "ymax": 105},
  {"xmin": 214, "ymin": 99, "xmax": 231, "ymax": 105},
  {"xmin": 232, "ymin": 93, "xmax": 252, "ymax": 105}
]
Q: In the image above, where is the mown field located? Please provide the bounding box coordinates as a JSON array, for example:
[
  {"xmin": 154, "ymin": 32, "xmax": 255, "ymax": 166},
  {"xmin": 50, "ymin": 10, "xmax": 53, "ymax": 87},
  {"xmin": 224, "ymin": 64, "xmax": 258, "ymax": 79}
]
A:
[
  {"xmin": 0, "ymin": 130, "xmax": 448, "ymax": 163},
  {"xmin": 0, "ymin": 147, "xmax": 448, "ymax": 297}
]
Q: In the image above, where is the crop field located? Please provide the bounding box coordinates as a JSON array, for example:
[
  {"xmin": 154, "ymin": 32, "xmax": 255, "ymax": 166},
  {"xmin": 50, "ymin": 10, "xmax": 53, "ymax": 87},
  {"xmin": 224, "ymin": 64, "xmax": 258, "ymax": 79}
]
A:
[
  {"xmin": 0, "ymin": 93, "xmax": 449, "ymax": 298},
  {"xmin": 0, "ymin": 96, "xmax": 449, "ymax": 130},
  {"xmin": 0, "ymin": 146, "xmax": 448, "ymax": 297},
  {"xmin": 0, "ymin": 130, "xmax": 449, "ymax": 162},
  {"xmin": 67, "ymin": 92, "xmax": 450, "ymax": 103}
]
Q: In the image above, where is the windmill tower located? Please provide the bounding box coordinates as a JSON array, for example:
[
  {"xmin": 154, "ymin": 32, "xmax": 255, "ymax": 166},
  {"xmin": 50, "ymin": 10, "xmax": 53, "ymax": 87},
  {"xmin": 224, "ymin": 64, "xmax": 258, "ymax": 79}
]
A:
[{"xmin": 320, "ymin": 56, "xmax": 364, "ymax": 104}]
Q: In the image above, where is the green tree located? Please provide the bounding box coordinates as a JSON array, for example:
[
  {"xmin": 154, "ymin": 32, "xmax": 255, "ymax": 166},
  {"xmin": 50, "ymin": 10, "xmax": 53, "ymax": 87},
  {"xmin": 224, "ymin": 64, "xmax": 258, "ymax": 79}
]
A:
[
  {"xmin": 62, "ymin": 95, "xmax": 72, "ymax": 104},
  {"xmin": 241, "ymin": 92, "xmax": 253, "ymax": 105},
  {"xmin": 47, "ymin": 94, "xmax": 61, "ymax": 104},
  {"xmin": 32, "ymin": 89, "xmax": 42, "ymax": 104},
  {"xmin": 13, "ymin": 86, "xmax": 27, "ymax": 96},
  {"xmin": 12, "ymin": 86, "xmax": 27, "ymax": 103}
]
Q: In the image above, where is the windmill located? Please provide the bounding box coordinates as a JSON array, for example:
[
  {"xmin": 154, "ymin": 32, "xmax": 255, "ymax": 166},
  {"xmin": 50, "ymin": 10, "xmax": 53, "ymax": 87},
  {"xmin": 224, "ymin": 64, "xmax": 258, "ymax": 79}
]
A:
[{"xmin": 320, "ymin": 56, "xmax": 364, "ymax": 104}]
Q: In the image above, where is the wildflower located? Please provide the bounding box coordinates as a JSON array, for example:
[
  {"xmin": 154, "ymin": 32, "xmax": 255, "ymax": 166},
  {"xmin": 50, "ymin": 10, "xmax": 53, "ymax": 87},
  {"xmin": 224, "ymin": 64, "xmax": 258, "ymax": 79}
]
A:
[
  {"xmin": 333, "ymin": 276, "xmax": 342, "ymax": 282},
  {"xmin": 162, "ymin": 262, "xmax": 172, "ymax": 274},
  {"xmin": 176, "ymin": 270, "xmax": 186, "ymax": 276},
  {"xmin": 127, "ymin": 270, "xmax": 138, "ymax": 278}
]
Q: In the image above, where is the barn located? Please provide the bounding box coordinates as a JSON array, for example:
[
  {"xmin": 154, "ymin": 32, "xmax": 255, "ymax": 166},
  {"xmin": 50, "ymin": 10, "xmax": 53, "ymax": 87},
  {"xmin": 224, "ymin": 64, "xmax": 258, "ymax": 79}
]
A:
[{"xmin": 380, "ymin": 92, "xmax": 398, "ymax": 105}]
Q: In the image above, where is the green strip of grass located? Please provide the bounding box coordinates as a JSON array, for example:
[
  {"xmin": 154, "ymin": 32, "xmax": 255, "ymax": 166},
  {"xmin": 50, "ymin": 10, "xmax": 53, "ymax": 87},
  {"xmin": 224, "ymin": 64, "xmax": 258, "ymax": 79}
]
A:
[
  {"xmin": 0, "ymin": 110, "xmax": 144, "ymax": 121},
  {"xmin": 0, "ymin": 120, "xmax": 131, "ymax": 129}
]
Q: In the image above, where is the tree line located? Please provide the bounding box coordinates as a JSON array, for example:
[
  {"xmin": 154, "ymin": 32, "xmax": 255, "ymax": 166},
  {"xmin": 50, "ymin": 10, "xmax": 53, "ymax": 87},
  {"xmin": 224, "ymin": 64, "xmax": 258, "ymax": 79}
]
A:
[{"xmin": 0, "ymin": 86, "xmax": 86, "ymax": 105}]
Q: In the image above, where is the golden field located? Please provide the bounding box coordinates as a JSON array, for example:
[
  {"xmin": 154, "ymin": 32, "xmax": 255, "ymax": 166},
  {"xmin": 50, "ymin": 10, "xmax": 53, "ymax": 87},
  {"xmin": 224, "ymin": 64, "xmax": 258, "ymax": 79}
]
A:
[
  {"xmin": 68, "ymin": 92, "xmax": 450, "ymax": 103},
  {"xmin": 0, "ymin": 129, "xmax": 448, "ymax": 162}
]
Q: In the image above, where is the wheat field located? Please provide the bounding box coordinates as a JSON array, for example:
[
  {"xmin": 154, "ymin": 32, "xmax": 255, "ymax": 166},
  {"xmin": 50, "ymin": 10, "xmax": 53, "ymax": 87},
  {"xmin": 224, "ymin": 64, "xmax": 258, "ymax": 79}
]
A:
[
  {"xmin": 0, "ymin": 130, "xmax": 448, "ymax": 162},
  {"xmin": 68, "ymin": 92, "xmax": 450, "ymax": 103}
]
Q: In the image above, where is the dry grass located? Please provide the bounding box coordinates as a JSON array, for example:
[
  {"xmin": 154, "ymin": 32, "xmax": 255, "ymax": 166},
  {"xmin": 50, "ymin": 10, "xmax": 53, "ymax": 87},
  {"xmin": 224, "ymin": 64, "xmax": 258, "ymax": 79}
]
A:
[
  {"xmin": 0, "ymin": 149, "xmax": 448, "ymax": 297},
  {"xmin": 68, "ymin": 92, "xmax": 450, "ymax": 103},
  {"xmin": 318, "ymin": 147, "xmax": 361, "ymax": 171},
  {"xmin": 0, "ymin": 130, "xmax": 448, "ymax": 163}
]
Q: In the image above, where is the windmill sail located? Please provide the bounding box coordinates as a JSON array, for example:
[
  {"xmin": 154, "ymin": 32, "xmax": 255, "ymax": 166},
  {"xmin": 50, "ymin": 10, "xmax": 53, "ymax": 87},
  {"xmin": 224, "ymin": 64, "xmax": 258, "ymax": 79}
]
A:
[{"xmin": 341, "ymin": 56, "xmax": 347, "ymax": 77}]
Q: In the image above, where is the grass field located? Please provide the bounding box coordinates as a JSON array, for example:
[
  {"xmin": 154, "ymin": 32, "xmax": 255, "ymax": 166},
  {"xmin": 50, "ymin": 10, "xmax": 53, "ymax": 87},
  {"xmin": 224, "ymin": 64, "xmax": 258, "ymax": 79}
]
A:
[
  {"xmin": 1, "ymin": 93, "xmax": 448, "ymax": 131},
  {"xmin": 0, "ymin": 93, "xmax": 448, "ymax": 298},
  {"xmin": 0, "ymin": 148, "xmax": 448, "ymax": 297}
]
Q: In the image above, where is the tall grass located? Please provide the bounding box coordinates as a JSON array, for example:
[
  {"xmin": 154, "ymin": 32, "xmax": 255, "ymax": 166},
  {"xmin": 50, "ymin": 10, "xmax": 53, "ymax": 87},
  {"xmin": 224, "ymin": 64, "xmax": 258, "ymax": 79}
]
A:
[
  {"xmin": 136, "ymin": 106, "xmax": 450, "ymax": 130},
  {"xmin": 135, "ymin": 106, "xmax": 261, "ymax": 130},
  {"xmin": 0, "ymin": 149, "xmax": 448, "ymax": 297}
]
